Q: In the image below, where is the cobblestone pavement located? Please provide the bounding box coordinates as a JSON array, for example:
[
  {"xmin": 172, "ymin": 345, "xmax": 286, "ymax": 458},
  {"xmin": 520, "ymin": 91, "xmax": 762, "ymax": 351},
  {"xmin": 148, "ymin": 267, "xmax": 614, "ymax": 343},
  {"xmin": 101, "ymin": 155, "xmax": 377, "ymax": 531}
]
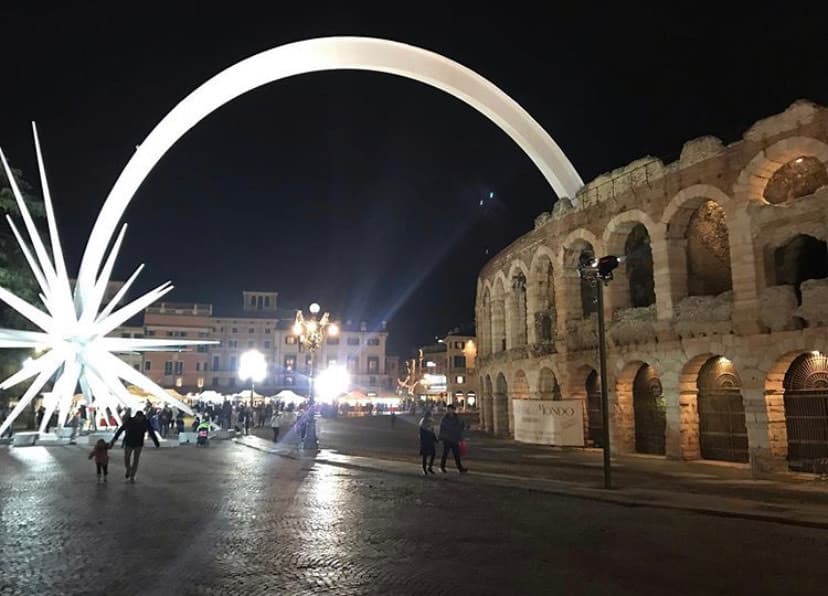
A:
[{"xmin": 1, "ymin": 441, "xmax": 827, "ymax": 596}]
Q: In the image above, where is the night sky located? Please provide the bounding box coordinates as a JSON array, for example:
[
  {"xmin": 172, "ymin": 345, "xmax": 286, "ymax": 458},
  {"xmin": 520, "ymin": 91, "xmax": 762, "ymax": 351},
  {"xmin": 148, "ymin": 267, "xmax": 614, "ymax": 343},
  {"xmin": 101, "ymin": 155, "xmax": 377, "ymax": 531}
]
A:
[{"xmin": 1, "ymin": 4, "xmax": 826, "ymax": 356}]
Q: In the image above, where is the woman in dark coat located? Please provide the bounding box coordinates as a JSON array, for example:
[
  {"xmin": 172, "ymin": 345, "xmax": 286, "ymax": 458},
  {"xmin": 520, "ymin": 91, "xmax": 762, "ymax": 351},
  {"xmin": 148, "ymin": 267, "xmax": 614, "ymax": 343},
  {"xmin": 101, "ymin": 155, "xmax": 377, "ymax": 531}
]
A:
[{"xmin": 418, "ymin": 412, "xmax": 438, "ymax": 475}]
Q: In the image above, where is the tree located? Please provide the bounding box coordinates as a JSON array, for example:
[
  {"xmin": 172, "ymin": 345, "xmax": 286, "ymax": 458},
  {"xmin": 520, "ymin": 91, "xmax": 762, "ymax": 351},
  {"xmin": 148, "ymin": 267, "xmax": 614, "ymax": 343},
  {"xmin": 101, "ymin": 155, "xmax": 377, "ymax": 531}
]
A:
[{"xmin": 0, "ymin": 165, "xmax": 46, "ymax": 415}]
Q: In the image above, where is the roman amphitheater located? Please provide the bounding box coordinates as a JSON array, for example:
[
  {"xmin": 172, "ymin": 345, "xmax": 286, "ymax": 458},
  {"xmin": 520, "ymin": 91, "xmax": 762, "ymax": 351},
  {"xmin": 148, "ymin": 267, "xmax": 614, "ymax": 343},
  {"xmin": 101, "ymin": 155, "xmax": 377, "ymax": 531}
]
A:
[{"xmin": 474, "ymin": 100, "xmax": 828, "ymax": 474}]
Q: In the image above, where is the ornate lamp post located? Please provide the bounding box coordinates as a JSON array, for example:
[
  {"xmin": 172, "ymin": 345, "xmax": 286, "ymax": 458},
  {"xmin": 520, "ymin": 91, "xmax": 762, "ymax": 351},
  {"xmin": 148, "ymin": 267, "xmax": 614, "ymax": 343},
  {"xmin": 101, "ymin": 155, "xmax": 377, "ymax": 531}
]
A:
[
  {"xmin": 578, "ymin": 254, "xmax": 621, "ymax": 490},
  {"xmin": 292, "ymin": 303, "xmax": 338, "ymax": 450}
]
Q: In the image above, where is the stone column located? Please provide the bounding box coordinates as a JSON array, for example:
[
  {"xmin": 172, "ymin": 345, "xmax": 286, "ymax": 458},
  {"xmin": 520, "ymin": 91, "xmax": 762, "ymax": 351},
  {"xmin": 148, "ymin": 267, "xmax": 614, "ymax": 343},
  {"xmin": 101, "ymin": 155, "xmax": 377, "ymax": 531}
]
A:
[
  {"xmin": 492, "ymin": 394, "xmax": 509, "ymax": 436},
  {"xmin": 676, "ymin": 373, "xmax": 702, "ymax": 460},
  {"xmin": 609, "ymin": 380, "xmax": 635, "ymax": 454},
  {"xmin": 728, "ymin": 208, "xmax": 764, "ymax": 335},
  {"xmin": 650, "ymin": 228, "xmax": 680, "ymax": 320},
  {"xmin": 741, "ymin": 383, "xmax": 788, "ymax": 474},
  {"xmin": 661, "ymin": 371, "xmax": 687, "ymax": 459}
]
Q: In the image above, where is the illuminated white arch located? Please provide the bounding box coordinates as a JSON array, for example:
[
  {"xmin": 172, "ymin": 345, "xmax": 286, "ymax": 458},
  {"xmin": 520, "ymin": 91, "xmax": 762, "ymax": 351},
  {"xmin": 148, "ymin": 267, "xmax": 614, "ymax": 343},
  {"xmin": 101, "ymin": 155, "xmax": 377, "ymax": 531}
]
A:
[{"xmin": 77, "ymin": 36, "xmax": 582, "ymax": 301}]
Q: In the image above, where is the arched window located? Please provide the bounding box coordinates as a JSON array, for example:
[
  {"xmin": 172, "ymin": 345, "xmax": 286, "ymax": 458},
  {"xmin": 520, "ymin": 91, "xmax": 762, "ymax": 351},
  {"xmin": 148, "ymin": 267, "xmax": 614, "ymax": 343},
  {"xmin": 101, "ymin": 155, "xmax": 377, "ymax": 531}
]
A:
[
  {"xmin": 774, "ymin": 234, "xmax": 828, "ymax": 304},
  {"xmin": 686, "ymin": 201, "xmax": 732, "ymax": 296},
  {"xmin": 764, "ymin": 156, "xmax": 828, "ymax": 204},
  {"xmin": 624, "ymin": 224, "xmax": 655, "ymax": 307}
]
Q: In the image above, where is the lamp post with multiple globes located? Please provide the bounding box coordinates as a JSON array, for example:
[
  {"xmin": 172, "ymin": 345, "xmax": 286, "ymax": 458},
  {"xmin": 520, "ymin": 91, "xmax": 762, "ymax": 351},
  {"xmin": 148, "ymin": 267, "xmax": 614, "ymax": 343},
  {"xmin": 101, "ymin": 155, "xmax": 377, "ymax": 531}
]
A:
[{"xmin": 292, "ymin": 303, "xmax": 338, "ymax": 449}]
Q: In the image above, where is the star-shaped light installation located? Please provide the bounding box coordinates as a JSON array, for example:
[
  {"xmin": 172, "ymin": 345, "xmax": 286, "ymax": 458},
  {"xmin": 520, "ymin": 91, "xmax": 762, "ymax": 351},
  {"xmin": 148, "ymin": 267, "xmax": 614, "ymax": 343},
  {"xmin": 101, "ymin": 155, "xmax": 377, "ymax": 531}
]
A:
[{"xmin": 0, "ymin": 124, "xmax": 212, "ymax": 437}]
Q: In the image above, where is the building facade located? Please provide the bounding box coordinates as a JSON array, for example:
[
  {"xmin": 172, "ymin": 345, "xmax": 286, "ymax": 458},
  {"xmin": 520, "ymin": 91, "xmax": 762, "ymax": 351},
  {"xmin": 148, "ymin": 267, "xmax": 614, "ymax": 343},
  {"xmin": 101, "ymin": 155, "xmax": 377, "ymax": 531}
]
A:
[
  {"xmin": 131, "ymin": 291, "xmax": 395, "ymax": 395},
  {"xmin": 474, "ymin": 100, "xmax": 828, "ymax": 474},
  {"xmin": 408, "ymin": 332, "xmax": 479, "ymax": 405}
]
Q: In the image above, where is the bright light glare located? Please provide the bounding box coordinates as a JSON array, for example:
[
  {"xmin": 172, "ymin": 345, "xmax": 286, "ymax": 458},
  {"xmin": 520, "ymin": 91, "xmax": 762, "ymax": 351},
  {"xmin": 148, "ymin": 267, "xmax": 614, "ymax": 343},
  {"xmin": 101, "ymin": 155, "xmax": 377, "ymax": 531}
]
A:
[
  {"xmin": 292, "ymin": 322, "xmax": 303, "ymax": 336},
  {"xmin": 309, "ymin": 303, "xmax": 321, "ymax": 314},
  {"xmin": 315, "ymin": 365, "xmax": 350, "ymax": 402},
  {"xmin": 238, "ymin": 349, "xmax": 267, "ymax": 382},
  {"xmin": 327, "ymin": 323, "xmax": 339, "ymax": 336},
  {"xmin": 307, "ymin": 321, "xmax": 318, "ymax": 333}
]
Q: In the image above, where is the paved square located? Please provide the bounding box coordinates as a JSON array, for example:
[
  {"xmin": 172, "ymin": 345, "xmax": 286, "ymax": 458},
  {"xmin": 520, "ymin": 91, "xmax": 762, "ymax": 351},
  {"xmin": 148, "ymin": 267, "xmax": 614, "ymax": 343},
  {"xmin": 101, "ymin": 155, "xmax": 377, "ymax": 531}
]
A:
[{"xmin": 1, "ymin": 441, "xmax": 826, "ymax": 595}]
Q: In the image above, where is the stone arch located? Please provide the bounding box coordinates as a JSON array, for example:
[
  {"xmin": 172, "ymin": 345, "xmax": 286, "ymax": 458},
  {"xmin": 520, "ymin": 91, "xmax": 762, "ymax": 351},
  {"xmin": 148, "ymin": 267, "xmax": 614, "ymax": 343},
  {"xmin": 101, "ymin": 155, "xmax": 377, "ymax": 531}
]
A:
[
  {"xmin": 662, "ymin": 185, "xmax": 733, "ymax": 301},
  {"xmin": 482, "ymin": 374, "xmax": 494, "ymax": 433},
  {"xmin": 490, "ymin": 276, "xmax": 507, "ymax": 354},
  {"xmin": 493, "ymin": 372, "xmax": 510, "ymax": 437},
  {"xmin": 561, "ymin": 230, "xmax": 601, "ymax": 322},
  {"xmin": 477, "ymin": 284, "xmax": 492, "ymax": 358},
  {"xmin": 506, "ymin": 260, "xmax": 530, "ymax": 349},
  {"xmin": 77, "ymin": 36, "xmax": 584, "ymax": 297},
  {"xmin": 603, "ymin": 211, "xmax": 660, "ymax": 312},
  {"xmin": 734, "ymin": 136, "xmax": 828, "ymax": 204},
  {"xmin": 770, "ymin": 234, "xmax": 828, "ymax": 305},
  {"xmin": 764, "ymin": 350, "xmax": 828, "ymax": 471},
  {"xmin": 537, "ymin": 366, "xmax": 562, "ymax": 401},
  {"xmin": 680, "ymin": 354, "xmax": 749, "ymax": 463},
  {"xmin": 615, "ymin": 360, "xmax": 666, "ymax": 455},
  {"xmin": 527, "ymin": 246, "xmax": 558, "ymax": 344}
]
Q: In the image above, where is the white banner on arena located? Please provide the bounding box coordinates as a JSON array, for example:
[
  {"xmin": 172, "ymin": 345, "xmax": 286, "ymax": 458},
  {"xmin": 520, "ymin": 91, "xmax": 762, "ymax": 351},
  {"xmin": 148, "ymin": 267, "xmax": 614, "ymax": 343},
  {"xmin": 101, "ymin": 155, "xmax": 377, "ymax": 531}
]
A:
[{"xmin": 512, "ymin": 399, "xmax": 585, "ymax": 446}]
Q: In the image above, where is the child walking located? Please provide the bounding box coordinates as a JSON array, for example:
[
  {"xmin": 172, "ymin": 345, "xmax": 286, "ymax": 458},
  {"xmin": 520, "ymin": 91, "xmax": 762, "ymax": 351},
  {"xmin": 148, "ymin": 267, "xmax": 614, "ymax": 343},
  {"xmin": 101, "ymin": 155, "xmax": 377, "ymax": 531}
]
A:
[{"xmin": 89, "ymin": 438, "xmax": 110, "ymax": 482}]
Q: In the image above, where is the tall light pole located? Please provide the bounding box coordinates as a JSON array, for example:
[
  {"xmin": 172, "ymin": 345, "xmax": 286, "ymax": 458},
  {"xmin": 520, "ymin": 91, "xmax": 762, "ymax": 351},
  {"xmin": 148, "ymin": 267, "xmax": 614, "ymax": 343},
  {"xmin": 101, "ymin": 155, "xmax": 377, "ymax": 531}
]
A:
[
  {"xmin": 578, "ymin": 254, "xmax": 622, "ymax": 490},
  {"xmin": 292, "ymin": 303, "xmax": 339, "ymax": 404},
  {"xmin": 292, "ymin": 303, "xmax": 338, "ymax": 450}
]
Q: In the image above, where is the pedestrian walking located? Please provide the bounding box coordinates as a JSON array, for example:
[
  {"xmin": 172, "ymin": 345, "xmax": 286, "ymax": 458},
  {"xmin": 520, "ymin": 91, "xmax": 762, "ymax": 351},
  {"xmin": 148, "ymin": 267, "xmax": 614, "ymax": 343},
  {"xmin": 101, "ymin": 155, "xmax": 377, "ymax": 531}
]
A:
[
  {"xmin": 418, "ymin": 412, "xmax": 438, "ymax": 475},
  {"xmin": 175, "ymin": 411, "xmax": 185, "ymax": 435},
  {"xmin": 270, "ymin": 410, "xmax": 281, "ymax": 443},
  {"xmin": 438, "ymin": 405, "xmax": 468, "ymax": 473},
  {"xmin": 109, "ymin": 410, "xmax": 160, "ymax": 483},
  {"xmin": 390, "ymin": 412, "xmax": 396, "ymax": 428},
  {"xmin": 88, "ymin": 438, "xmax": 110, "ymax": 482}
]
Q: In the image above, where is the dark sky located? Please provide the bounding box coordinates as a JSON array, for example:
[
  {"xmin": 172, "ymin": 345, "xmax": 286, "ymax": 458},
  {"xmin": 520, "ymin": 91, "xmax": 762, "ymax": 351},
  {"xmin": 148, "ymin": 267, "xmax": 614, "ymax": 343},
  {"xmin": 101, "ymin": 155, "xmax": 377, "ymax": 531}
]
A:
[{"xmin": 1, "ymin": 4, "xmax": 826, "ymax": 355}]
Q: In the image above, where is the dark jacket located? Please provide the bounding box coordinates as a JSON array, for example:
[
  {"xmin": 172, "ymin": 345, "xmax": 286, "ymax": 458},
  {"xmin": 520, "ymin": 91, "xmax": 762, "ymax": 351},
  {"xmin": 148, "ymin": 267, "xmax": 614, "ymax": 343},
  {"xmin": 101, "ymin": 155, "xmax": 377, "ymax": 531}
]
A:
[
  {"xmin": 438, "ymin": 413, "xmax": 465, "ymax": 444},
  {"xmin": 112, "ymin": 415, "xmax": 160, "ymax": 448},
  {"xmin": 418, "ymin": 421, "xmax": 438, "ymax": 455}
]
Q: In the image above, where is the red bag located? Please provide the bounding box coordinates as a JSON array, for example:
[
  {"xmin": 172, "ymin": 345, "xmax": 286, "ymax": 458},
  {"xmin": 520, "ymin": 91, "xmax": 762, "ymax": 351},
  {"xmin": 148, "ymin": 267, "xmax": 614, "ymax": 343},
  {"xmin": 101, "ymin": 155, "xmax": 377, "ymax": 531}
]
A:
[{"xmin": 459, "ymin": 440, "xmax": 468, "ymax": 457}]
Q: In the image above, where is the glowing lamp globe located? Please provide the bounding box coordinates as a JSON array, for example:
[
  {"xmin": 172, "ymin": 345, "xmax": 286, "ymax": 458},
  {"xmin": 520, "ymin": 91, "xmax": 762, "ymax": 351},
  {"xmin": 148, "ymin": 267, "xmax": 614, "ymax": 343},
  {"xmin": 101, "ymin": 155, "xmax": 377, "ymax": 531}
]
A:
[
  {"xmin": 327, "ymin": 323, "xmax": 339, "ymax": 337},
  {"xmin": 309, "ymin": 303, "xmax": 321, "ymax": 314},
  {"xmin": 238, "ymin": 349, "xmax": 267, "ymax": 383}
]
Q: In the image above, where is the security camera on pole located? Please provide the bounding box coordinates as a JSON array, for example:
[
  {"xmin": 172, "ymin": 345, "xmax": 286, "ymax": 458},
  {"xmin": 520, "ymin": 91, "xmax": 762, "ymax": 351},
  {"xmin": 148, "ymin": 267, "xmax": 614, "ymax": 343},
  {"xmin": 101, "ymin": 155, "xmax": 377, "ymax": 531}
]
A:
[{"xmin": 578, "ymin": 254, "xmax": 622, "ymax": 490}]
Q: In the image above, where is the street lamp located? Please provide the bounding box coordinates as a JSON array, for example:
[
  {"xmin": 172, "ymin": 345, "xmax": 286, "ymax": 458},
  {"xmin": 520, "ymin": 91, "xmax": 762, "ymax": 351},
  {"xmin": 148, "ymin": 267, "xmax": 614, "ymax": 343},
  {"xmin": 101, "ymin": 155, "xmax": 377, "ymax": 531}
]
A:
[
  {"xmin": 292, "ymin": 303, "xmax": 339, "ymax": 450},
  {"xmin": 292, "ymin": 303, "xmax": 339, "ymax": 402},
  {"xmin": 238, "ymin": 349, "xmax": 266, "ymax": 409},
  {"xmin": 578, "ymin": 254, "xmax": 622, "ymax": 490}
]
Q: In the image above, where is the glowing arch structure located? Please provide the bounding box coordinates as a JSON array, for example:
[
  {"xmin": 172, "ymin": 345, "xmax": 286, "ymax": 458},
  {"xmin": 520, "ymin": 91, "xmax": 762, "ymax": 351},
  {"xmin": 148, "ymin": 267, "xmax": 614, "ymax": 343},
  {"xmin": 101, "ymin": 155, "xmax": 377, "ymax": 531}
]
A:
[{"xmin": 77, "ymin": 36, "xmax": 583, "ymax": 301}]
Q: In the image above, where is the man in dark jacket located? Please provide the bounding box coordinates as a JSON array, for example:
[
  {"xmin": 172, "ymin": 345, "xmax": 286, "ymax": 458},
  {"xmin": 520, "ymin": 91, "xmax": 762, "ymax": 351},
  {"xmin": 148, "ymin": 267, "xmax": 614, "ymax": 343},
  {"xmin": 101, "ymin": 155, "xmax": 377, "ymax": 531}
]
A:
[
  {"xmin": 438, "ymin": 405, "xmax": 468, "ymax": 473},
  {"xmin": 110, "ymin": 410, "xmax": 159, "ymax": 483}
]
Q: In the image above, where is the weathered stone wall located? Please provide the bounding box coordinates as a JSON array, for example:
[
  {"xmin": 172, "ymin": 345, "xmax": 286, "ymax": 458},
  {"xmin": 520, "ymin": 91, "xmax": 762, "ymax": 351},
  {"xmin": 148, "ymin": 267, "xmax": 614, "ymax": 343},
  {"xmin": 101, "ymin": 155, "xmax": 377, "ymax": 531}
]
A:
[{"xmin": 475, "ymin": 100, "xmax": 828, "ymax": 476}]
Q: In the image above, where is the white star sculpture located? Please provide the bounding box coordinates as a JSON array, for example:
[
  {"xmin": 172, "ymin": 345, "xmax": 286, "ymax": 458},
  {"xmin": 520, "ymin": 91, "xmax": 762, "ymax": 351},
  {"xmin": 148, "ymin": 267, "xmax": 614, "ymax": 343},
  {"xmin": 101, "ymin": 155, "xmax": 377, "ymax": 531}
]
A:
[{"xmin": 0, "ymin": 124, "xmax": 211, "ymax": 437}]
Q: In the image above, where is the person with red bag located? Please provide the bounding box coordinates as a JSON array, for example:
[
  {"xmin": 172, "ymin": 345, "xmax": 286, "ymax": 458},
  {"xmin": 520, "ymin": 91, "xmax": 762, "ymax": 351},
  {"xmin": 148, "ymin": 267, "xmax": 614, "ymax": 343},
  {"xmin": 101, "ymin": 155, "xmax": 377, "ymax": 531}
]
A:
[{"xmin": 438, "ymin": 404, "xmax": 468, "ymax": 474}]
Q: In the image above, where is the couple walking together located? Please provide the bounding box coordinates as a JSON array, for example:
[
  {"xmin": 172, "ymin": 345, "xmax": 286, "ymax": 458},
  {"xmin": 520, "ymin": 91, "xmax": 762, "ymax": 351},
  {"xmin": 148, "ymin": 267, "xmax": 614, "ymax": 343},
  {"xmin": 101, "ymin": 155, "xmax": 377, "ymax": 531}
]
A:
[{"xmin": 419, "ymin": 404, "xmax": 468, "ymax": 475}]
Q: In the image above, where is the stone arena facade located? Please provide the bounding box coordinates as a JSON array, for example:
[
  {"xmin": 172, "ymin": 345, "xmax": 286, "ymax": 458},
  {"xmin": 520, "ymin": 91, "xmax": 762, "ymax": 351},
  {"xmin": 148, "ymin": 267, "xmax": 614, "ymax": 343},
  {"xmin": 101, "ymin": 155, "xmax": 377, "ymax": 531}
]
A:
[{"xmin": 474, "ymin": 100, "xmax": 828, "ymax": 474}]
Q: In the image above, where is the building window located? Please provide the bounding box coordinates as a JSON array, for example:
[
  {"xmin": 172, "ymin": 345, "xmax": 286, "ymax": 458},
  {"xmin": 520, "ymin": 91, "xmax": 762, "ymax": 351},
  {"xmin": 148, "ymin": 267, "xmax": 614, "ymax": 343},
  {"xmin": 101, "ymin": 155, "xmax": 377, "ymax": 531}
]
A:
[
  {"xmin": 232, "ymin": 328, "xmax": 238, "ymax": 333},
  {"xmin": 229, "ymin": 356, "xmax": 237, "ymax": 370},
  {"xmin": 144, "ymin": 361, "xmax": 151, "ymax": 371},
  {"xmin": 212, "ymin": 377, "xmax": 219, "ymax": 387},
  {"xmin": 264, "ymin": 340, "xmax": 271, "ymax": 349},
  {"xmin": 164, "ymin": 361, "xmax": 173, "ymax": 375},
  {"xmin": 212, "ymin": 356, "xmax": 220, "ymax": 370},
  {"xmin": 347, "ymin": 355, "xmax": 359, "ymax": 373},
  {"xmin": 147, "ymin": 330, "xmax": 156, "ymax": 336},
  {"xmin": 265, "ymin": 328, "xmax": 271, "ymax": 334},
  {"xmin": 454, "ymin": 341, "xmax": 465, "ymax": 350},
  {"xmin": 285, "ymin": 336, "xmax": 297, "ymax": 345},
  {"xmin": 249, "ymin": 328, "xmax": 255, "ymax": 334},
  {"xmin": 197, "ymin": 345, "xmax": 208, "ymax": 353},
  {"xmin": 250, "ymin": 296, "xmax": 256, "ymax": 306},
  {"xmin": 367, "ymin": 338, "xmax": 380, "ymax": 346},
  {"xmin": 367, "ymin": 356, "xmax": 379, "ymax": 373},
  {"xmin": 229, "ymin": 378, "xmax": 236, "ymax": 388},
  {"xmin": 121, "ymin": 332, "xmax": 130, "ymax": 338},
  {"xmin": 133, "ymin": 364, "xmax": 140, "ymax": 371},
  {"xmin": 455, "ymin": 375, "xmax": 465, "ymax": 384},
  {"xmin": 284, "ymin": 355, "xmax": 295, "ymax": 371},
  {"xmin": 326, "ymin": 337, "xmax": 339, "ymax": 345},
  {"xmin": 369, "ymin": 376, "xmax": 377, "ymax": 386},
  {"xmin": 175, "ymin": 377, "xmax": 183, "ymax": 387},
  {"xmin": 175, "ymin": 362, "xmax": 183, "ymax": 375},
  {"xmin": 264, "ymin": 296, "xmax": 271, "ymax": 307},
  {"xmin": 453, "ymin": 355, "xmax": 466, "ymax": 369},
  {"xmin": 347, "ymin": 337, "xmax": 360, "ymax": 346},
  {"xmin": 198, "ymin": 331, "xmax": 208, "ymax": 338},
  {"xmin": 196, "ymin": 362, "xmax": 201, "ymax": 372}
]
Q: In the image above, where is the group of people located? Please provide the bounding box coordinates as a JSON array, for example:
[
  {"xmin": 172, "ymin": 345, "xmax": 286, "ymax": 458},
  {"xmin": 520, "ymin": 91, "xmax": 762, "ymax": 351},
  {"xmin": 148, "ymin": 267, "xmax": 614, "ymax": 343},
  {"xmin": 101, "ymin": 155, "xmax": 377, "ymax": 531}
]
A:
[
  {"xmin": 88, "ymin": 409, "xmax": 160, "ymax": 483},
  {"xmin": 418, "ymin": 404, "xmax": 468, "ymax": 475}
]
